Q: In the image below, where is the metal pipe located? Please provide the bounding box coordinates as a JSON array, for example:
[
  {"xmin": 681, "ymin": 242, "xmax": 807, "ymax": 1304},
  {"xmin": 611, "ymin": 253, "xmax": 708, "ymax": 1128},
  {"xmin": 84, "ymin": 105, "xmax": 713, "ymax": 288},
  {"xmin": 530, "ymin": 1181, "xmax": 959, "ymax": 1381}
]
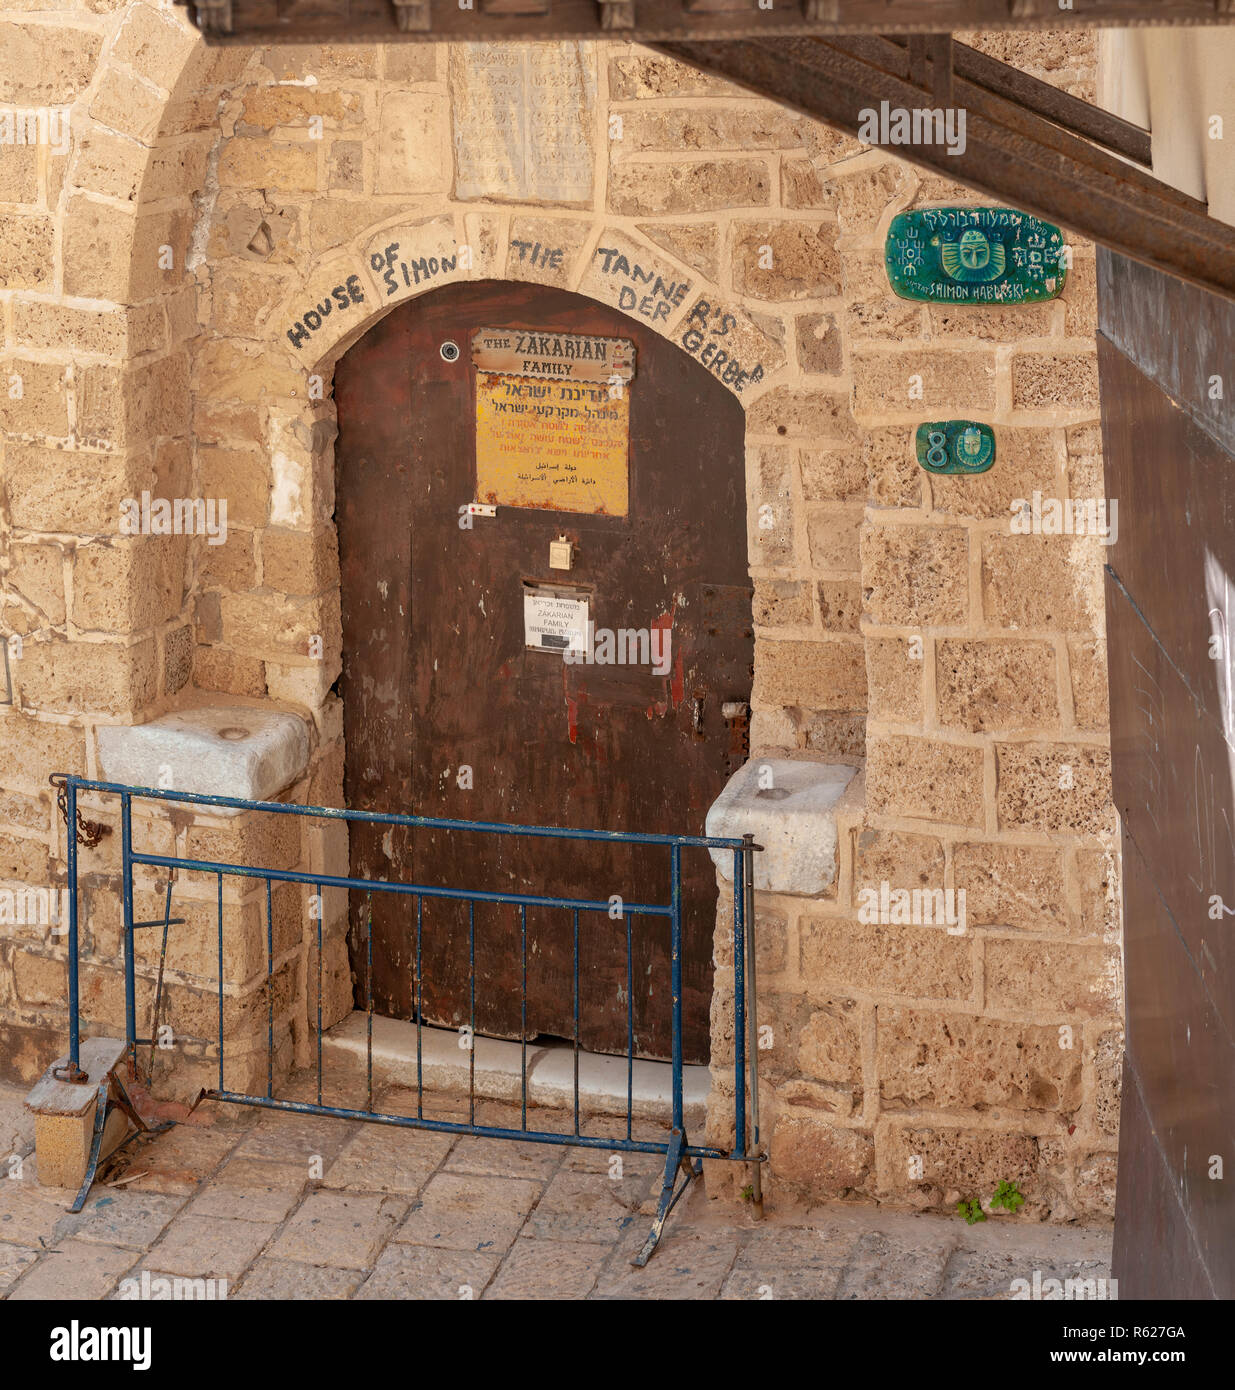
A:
[
  {"xmin": 58, "ymin": 776, "xmax": 747, "ymax": 850},
  {"xmin": 64, "ymin": 779, "xmax": 82, "ymax": 1080},
  {"xmin": 670, "ymin": 842, "xmax": 683, "ymax": 1134},
  {"xmin": 121, "ymin": 792, "xmax": 136, "ymax": 1075},
  {"xmin": 742, "ymin": 833, "xmax": 763, "ymax": 1219}
]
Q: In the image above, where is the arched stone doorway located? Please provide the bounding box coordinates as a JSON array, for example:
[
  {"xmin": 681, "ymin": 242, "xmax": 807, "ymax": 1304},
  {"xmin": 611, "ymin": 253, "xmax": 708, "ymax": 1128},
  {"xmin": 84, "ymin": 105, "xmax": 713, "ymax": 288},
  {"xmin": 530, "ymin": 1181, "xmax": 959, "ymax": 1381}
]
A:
[{"xmin": 332, "ymin": 278, "xmax": 751, "ymax": 1064}]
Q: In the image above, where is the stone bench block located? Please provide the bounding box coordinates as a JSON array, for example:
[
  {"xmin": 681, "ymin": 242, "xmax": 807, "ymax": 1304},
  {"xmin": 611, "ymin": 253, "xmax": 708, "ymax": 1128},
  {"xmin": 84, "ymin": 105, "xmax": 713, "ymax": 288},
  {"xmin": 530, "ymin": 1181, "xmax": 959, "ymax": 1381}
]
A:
[
  {"xmin": 705, "ymin": 757, "xmax": 858, "ymax": 896},
  {"xmin": 97, "ymin": 707, "xmax": 311, "ymax": 814}
]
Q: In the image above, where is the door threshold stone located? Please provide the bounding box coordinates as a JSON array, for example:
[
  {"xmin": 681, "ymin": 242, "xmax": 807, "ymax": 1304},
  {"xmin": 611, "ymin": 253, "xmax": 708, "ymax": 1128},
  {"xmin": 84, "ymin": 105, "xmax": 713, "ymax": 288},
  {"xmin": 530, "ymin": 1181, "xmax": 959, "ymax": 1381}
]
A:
[{"xmin": 321, "ymin": 1011, "xmax": 709, "ymax": 1123}]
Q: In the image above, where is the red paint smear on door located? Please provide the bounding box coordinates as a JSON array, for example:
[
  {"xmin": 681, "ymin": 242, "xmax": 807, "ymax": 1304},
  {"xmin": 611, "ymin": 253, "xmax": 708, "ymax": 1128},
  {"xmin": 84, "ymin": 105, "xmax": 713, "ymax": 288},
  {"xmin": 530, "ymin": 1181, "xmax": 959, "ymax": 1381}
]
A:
[
  {"xmin": 563, "ymin": 668, "xmax": 588, "ymax": 745},
  {"xmin": 650, "ymin": 607, "xmax": 684, "ymax": 713}
]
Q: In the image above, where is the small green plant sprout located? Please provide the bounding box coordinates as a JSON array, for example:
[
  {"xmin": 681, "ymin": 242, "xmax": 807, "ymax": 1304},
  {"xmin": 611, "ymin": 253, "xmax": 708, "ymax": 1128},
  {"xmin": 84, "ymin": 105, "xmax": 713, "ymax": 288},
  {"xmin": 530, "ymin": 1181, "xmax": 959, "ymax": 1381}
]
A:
[
  {"xmin": 740, "ymin": 1183, "xmax": 755, "ymax": 1203},
  {"xmin": 956, "ymin": 1198, "xmax": 986, "ymax": 1225},
  {"xmin": 990, "ymin": 1179, "xmax": 1025, "ymax": 1214}
]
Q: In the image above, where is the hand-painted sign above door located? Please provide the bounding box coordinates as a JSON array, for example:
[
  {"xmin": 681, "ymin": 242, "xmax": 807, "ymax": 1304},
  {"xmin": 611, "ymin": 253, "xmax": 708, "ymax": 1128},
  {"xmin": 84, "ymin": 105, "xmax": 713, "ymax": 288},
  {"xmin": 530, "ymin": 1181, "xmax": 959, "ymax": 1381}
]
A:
[
  {"xmin": 472, "ymin": 328, "xmax": 634, "ymax": 516},
  {"xmin": 915, "ymin": 420, "xmax": 996, "ymax": 474},
  {"xmin": 471, "ymin": 328, "xmax": 635, "ymax": 383},
  {"xmin": 886, "ymin": 208, "xmax": 1067, "ymax": 303}
]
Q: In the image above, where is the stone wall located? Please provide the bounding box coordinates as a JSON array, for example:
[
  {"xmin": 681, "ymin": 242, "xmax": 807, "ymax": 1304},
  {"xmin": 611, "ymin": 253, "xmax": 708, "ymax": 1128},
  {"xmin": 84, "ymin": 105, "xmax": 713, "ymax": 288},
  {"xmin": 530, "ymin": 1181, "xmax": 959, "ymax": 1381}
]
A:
[{"xmin": 0, "ymin": 2, "xmax": 1119, "ymax": 1218}]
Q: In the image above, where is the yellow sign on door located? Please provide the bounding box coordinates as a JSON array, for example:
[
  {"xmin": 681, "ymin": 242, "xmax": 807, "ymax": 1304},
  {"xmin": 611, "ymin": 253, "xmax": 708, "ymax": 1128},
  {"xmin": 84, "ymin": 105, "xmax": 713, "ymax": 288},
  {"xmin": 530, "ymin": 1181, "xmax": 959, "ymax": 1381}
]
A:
[{"xmin": 474, "ymin": 372, "xmax": 630, "ymax": 516}]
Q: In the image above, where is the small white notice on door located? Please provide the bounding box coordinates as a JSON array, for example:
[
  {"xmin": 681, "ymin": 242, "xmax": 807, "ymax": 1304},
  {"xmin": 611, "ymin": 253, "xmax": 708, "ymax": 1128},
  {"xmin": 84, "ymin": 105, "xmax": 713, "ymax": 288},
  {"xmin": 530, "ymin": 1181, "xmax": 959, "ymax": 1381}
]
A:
[{"xmin": 524, "ymin": 585, "xmax": 589, "ymax": 654}]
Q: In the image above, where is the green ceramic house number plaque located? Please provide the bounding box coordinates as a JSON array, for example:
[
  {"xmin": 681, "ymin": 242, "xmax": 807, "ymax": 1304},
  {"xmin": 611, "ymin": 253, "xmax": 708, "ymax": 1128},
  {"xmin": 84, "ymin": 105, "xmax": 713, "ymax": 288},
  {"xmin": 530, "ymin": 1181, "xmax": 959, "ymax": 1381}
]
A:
[
  {"xmin": 916, "ymin": 421, "xmax": 996, "ymax": 475},
  {"xmin": 886, "ymin": 207, "xmax": 1067, "ymax": 303}
]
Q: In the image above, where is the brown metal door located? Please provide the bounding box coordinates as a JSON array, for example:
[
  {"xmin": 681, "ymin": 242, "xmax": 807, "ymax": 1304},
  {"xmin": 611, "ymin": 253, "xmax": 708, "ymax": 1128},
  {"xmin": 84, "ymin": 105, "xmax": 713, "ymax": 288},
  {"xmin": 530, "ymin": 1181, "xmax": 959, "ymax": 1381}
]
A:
[
  {"xmin": 334, "ymin": 281, "xmax": 751, "ymax": 1063},
  {"xmin": 1100, "ymin": 250, "xmax": 1235, "ymax": 1298}
]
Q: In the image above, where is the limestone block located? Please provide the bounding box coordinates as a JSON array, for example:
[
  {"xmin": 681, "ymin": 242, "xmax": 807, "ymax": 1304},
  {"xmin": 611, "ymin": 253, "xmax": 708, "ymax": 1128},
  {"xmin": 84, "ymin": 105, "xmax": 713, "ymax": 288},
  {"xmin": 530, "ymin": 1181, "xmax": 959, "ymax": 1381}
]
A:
[
  {"xmin": 26, "ymin": 1036, "xmax": 129, "ymax": 1191},
  {"xmin": 851, "ymin": 347, "xmax": 997, "ymax": 417},
  {"xmin": 96, "ymin": 706, "xmax": 310, "ymax": 809},
  {"xmin": 1011, "ymin": 352, "xmax": 1100, "ymax": 412},
  {"xmin": 376, "ymin": 91, "xmax": 450, "ymax": 195},
  {"xmin": 705, "ymin": 757, "xmax": 857, "ymax": 895},
  {"xmin": 609, "ymin": 159, "xmax": 769, "ymax": 217},
  {"xmin": 635, "ymin": 222, "xmax": 718, "ymax": 281},
  {"xmin": 801, "ymin": 916, "xmax": 973, "ymax": 1001},
  {"xmin": 994, "ymin": 742, "xmax": 1112, "ymax": 834},
  {"xmin": 731, "ymin": 220, "xmax": 842, "ymax": 301},
  {"xmin": 865, "ymin": 638, "xmax": 925, "ymax": 722},
  {"xmin": 982, "ymin": 533, "xmax": 1105, "ymax": 635},
  {"xmin": 936, "ymin": 638, "xmax": 1059, "ymax": 733},
  {"xmin": 508, "ymin": 216, "xmax": 592, "ymax": 290},
  {"xmin": 359, "ymin": 217, "xmax": 463, "ymax": 314},
  {"xmin": 952, "ymin": 840, "xmax": 1066, "ymax": 931},
  {"xmin": 817, "ymin": 579, "xmax": 862, "ymax": 633},
  {"xmin": 579, "ymin": 229, "xmax": 695, "ymax": 329},
  {"xmin": 876, "ymin": 1007, "xmax": 1081, "ymax": 1111},
  {"xmin": 769, "ymin": 1114, "xmax": 873, "ymax": 1196},
  {"xmin": 747, "ymin": 385, "xmax": 851, "ymax": 440},
  {"xmin": 752, "ymin": 638, "xmax": 866, "ymax": 711},
  {"xmin": 862, "ymin": 524, "xmax": 969, "ymax": 627},
  {"xmin": 866, "ymin": 734, "xmax": 985, "ymax": 826}
]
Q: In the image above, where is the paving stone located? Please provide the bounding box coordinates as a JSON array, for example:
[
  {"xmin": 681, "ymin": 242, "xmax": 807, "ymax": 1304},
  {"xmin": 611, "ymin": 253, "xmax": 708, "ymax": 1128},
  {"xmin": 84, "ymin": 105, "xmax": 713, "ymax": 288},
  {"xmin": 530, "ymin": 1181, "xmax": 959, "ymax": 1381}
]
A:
[
  {"xmin": 233, "ymin": 1257, "xmax": 362, "ymax": 1300},
  {"xmin": 562, "ymin": 1142, "xmax": 666, "ymax": 1177},
  {"xmin": 940, "ymin": 1248, "xmax": 1112, "ymax": 1300},
  {"xmin": 721, "ymin": 1262, "xmax": 842, "ymax": 1300},
  {"xmin": 443, "ymin": 1133, "xmax": 563, "ymax": 1181},
  {"xmin": 0, "ymin": 1244, "xmax": 39, "ymax": 1292},
  {"xmin": 52, "ymin": 1190, "xmax": 186, "ymax": 1250},
  {"xmin": 526, "ymin": 1167, "xmax": 643, "ymax": 1244},
  {"xmin": 593, "ymin": 1227, "xmax": 741, "ymax": 1300},
  {"xmin": 214, "ymin": 1154, "xmax": 312, "ymax": 1194},
  {"xmin": 111, "ymin": 1125, "xmax": 242, "ymax": 1195},
  {"xmin": 720, "ymin": 1225, "xmax": 854, "ymax": 1300},
  {"xmin": 0, "ymin": 1180, "xmax": 66, "ymax": 1248},
  {"xmin": 835, "ymin": 1228, "xmax": 956, "ymax": 1300},
  {"xmin": 484, "ymin": 1237, "xmax": 603, "ymax": 1299},
  {"xmin": 357, "ymin": 1243, "xmax": 501, "ymax": 1300},
  {"xmin": 103, "ymin": 1267, "xmax": 234, "ymax": 1301},
  {"xmin": 0, "ymin": 1089, "xmax": 34, "ymax": 1162},
  {"xmin": 8, "ymin": 1237, "xmax": 135, "ymax": 1300},
  {"xmin": 395, "ymin": 1172, "xmax": 540, "ymax": 1253},
  {"xmin": 323, "ymin": 1122, "xmax": 454, "ymax": 1194},
  {"xmin": 146, "ymin": 1213, "xmax": 278, "ymax": 1281},
  {"xmin": 232, "ymin": 1112, "xmax": 358, "ymax": 1169},
  {"xmin": 188, "ymin": 1180, "xmax": 301, "ymax": 1225},
  {"xmin": 268, "ymin": 1190, "xmax": 406, "ymax": 1269}
]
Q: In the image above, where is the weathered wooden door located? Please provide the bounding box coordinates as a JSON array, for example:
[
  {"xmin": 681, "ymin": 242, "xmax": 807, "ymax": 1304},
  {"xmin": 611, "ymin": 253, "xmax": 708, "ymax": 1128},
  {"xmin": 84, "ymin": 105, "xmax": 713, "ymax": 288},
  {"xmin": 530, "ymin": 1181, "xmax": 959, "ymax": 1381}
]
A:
[{"xmin": 334, "ymin": 281, "xmax": 751, "ymax": 1063}]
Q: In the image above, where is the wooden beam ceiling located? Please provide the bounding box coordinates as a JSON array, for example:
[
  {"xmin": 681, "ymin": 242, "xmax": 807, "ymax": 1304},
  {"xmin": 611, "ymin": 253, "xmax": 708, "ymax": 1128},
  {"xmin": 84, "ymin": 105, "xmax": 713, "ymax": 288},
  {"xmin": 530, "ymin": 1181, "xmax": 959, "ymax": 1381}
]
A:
[
  {"xmin": 179, "ymin": 0, "xmax": 1233, "ymax": 44},
  {"xmin": 655, "ymin": 33, "xmax": 1235, "ymax": 304}
]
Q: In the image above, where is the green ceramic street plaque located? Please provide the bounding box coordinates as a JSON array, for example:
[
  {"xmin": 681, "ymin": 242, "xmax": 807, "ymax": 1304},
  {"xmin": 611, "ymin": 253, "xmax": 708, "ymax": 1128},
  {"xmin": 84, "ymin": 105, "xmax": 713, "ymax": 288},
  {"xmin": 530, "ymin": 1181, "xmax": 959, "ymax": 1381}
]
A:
[
  {"xmin": 916, "ymin": 421, "xmax": 995, "ymax": 475},
  {"xmin": 886, "ymin": 208, "xmax": 1067, "ymax": 304}
]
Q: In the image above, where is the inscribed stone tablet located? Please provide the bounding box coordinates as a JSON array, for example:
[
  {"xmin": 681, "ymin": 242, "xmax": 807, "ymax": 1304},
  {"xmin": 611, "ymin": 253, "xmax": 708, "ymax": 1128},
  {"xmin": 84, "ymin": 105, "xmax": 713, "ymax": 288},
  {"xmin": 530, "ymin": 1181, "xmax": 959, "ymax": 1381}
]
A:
[{"xmin": 451, "ymin": 43, "xmax": 596, "ymax": 205}]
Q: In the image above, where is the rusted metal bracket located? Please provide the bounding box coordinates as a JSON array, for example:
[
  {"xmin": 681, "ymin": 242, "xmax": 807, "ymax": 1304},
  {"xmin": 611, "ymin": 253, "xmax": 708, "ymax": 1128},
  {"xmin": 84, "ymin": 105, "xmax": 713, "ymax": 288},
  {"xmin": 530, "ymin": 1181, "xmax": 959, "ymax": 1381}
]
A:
[{"xmin": 653, "ymin": 33, "xmax": 1235, "ymax": 306}]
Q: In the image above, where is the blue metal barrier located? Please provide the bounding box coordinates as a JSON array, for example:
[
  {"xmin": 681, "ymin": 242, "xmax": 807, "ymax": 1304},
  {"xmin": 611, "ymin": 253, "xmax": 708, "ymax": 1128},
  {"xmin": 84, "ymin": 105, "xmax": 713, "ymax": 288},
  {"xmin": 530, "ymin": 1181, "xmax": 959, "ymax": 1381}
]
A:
[{"xmin": 50, "ymin": 774, "xmax": 766, "ymax": 1263}]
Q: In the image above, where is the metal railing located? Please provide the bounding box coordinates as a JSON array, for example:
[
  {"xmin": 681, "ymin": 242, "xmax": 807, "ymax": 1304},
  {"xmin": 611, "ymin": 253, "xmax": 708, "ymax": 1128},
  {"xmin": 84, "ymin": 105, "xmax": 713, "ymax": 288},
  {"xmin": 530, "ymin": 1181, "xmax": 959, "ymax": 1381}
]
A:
[{"xmin": 51, "ymin": 774, "xmax": 765, "ymax": 1263}]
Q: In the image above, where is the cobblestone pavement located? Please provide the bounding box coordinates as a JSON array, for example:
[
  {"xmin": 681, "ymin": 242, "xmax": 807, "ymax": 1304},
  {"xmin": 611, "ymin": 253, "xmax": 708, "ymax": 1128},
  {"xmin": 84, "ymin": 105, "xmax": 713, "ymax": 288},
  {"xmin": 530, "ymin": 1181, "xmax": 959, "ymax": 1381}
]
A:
[{"xmin": 1, "ymin": 1079, "xmax": 1112, "ymax": 1301}]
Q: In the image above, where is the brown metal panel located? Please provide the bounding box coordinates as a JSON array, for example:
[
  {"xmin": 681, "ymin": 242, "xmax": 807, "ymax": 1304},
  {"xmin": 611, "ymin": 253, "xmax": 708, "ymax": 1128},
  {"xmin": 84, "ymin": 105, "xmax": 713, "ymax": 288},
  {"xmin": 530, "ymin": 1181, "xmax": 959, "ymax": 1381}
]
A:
[
  {"xmin": 1100, "ymin": 291, "xmax": 1235, "ymax": 1298},
  {"xmin": 1098, "ymin": 247, "xmax": 1235, "ymax": 457},
  {"xmin": 1110, "ymin": 1027, "xmax": 1217, "ymax": 1301},
  {"xmin": 334, "ymin": 280, "xmax": 751, "ymax": 1063}
]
